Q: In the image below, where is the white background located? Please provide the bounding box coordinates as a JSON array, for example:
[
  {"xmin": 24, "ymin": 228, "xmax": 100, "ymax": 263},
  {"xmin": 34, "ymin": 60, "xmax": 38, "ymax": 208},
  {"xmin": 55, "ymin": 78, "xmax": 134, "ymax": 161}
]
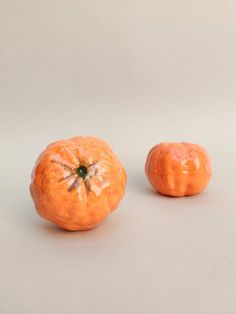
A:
[{"xmin": 1, "ymin": 1, "xmax": 236, "ymax": 313}]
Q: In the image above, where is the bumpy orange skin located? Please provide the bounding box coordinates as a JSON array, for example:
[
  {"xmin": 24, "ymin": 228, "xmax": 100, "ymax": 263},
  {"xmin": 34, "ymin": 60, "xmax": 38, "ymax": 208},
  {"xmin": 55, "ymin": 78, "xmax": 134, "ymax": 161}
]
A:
[
  {"xmin": 30, "ymin": 137, "xmax": 127, "ymax": 230},
  {"xmin": 145, "ymin": 143, "xmax": 212, "ymax": 197}
]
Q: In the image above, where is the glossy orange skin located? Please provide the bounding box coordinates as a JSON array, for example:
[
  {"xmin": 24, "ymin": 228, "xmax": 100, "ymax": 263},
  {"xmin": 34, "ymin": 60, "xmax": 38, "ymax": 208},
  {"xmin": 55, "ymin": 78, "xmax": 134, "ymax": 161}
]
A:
[
  {"xmin": 30, "ymin": 137, "xmax": 127, "ymax": 230},
  {"xmin": 145, "ymin": 143, "xmax": 212, "ymax": 197}
]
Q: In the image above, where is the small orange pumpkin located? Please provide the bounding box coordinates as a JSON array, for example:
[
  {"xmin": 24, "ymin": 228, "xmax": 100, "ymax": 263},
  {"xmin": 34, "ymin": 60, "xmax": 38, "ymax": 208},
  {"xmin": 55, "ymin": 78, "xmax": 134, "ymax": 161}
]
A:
[
  {"xmin": 145, "ymin": 142, "xmax": 212, "ymax": 197},
  {"xmin": 30, "ymin": 137, "xmax": 127, "ymax": 230}
]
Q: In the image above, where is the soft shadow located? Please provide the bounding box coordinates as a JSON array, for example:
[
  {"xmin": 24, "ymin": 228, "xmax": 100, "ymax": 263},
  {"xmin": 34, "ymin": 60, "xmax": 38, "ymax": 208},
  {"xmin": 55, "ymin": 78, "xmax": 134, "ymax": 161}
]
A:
[
  {"xmin": 35, "ymin": 219, "xmax": 104, "ymax": 239},
  {"xmin": 22, "ymin": 201, "xmax": 98, "ymax": 238},
  {"xmin": 34, "ymin": 211, "xmax": 125, "ymax": 239},
  {"xmin": 24, "ymin": 194, "xmax": 126, "ymax": 239},
  {"xmin": 144, "ymin": 187, "xmax": 203, "ymax": 199}
]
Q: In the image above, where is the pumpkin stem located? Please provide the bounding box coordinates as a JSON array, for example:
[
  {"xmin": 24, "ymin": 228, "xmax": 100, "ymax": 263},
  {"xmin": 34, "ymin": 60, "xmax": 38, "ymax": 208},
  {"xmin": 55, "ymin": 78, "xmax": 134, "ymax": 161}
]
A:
[{"xmin": 76, "ymin": 165, "xmax": 87, "ymax": 179}]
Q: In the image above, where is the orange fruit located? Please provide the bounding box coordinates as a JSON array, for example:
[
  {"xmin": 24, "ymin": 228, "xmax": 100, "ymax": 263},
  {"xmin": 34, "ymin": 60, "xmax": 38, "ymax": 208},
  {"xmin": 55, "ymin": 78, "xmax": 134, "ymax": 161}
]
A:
[
  {"xmin": 145, "ymin": 142, "xmax": 212, "ymax": 197},
  {"xmin": 30, "ymin": 137, "xmax": 127, "ymax": 230}
]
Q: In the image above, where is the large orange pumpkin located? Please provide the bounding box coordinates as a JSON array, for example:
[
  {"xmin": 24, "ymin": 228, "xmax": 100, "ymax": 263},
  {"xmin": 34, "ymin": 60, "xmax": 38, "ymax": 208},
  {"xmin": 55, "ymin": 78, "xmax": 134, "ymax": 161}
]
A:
[
  {"xmin": 145, "ymin": 142, "xmax": 212, "ymax": 197},
  {"xmin": 30, "ymin": 137, "xmax": 127, "ymax": 230}
]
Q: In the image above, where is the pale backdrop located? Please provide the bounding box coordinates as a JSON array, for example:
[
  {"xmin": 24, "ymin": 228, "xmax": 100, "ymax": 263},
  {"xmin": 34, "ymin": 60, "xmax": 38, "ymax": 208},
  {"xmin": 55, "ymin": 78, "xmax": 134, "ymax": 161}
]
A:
[{"xmin": 1, "ymin": 1, "xmax": 236, "ymax": 313}]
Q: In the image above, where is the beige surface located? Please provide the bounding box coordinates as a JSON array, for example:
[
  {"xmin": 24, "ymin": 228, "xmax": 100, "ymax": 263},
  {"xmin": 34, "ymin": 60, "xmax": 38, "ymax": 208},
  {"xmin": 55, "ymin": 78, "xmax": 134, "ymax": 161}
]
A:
[{"xmin": 1, "ymin": 1, "xmax": 236, "ymax": 313}]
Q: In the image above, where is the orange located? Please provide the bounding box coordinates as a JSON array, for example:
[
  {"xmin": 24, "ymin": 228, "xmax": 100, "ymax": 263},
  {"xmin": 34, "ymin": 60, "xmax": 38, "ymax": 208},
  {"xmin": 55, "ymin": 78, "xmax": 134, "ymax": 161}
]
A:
[
  {"xmin": 145, "ymin": 142, "xmax": 212, "ymax": 197},
  {"xmin": 30, "ymin": 137, "xmax": 127, "ymax": 230}
]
